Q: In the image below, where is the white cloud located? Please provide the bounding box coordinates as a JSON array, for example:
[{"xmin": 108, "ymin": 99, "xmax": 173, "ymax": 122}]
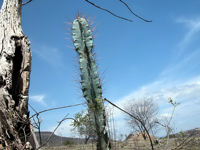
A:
[
  {"xmin": 110, "ymin": 76, "xmax": 200, "ymax": 137},
  {"xmin": 114, "ymin": 75, "xmax": 200, "ymax": 110},
  {"xmin": 32, "ymin": 45, "xmax": 65, "ymax": 68},
  {"xmin": 160, "ymin": 49, "xmax": 200, "ymax": 80},
  {"xmin": 30, "ymin": 95, "xmax": 47, "ymax": 106},
  {"xmin": 158, "ymin": 18, "xmax": 200, "ymax": 83},
  {"xmin": 160, "ymin": 113, "xmax": 172, "ymax": 118},
  {"xmin": 176, "ymin": 17, "xmax": 200, "ymax": 55},
  {"xmin": 47, "ymin": 120, "xmax": 75, "ymax": 137}
]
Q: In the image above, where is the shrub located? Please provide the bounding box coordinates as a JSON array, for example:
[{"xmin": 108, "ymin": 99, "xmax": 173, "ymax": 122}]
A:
[{"xmin": 63, "ymin": 140, "xmax": 74, "ymax": 146}]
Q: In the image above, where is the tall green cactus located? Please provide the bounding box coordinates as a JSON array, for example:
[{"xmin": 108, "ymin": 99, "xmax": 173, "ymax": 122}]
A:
[{"xmin": 72, "ymin": 17, "xmax": 110, "ymax": 150}]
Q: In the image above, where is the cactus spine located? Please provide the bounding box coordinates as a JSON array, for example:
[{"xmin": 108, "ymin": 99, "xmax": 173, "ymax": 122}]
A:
[{"xmin": 72, "ymin": 17, "xmax": 110, "ymax": 150}]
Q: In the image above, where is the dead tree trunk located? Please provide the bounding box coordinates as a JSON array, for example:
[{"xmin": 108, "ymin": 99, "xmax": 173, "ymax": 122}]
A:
[{"xmin": 0, "ymin": 0, "xmax": 32, "ymax": 149}]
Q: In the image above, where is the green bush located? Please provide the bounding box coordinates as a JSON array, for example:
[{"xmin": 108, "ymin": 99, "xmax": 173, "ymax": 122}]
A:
[
  {"xmin": 63, "ymin": 140, "xmax": 74, "ymax": 146},
  {"xmin": 169, "ymin": 134, "xmax": 176, "ymax": 138}
]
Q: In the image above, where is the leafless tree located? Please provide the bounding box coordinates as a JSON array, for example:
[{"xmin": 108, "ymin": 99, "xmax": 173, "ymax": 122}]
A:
[{"xmin": 124, "ymin": 98, "xmax": 159, "ymax": 140}]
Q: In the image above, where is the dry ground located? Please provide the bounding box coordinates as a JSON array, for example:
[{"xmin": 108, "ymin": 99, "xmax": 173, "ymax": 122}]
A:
[{"xmin": 41, "ymin": 137, "xmax": 200, "ymax": 150}]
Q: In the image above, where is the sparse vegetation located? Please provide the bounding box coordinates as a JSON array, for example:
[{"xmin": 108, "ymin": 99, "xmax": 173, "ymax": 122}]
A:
[
  {"xmin": 156, "ymin": 98, "xmax": 180, "ymax": 150},
  {"xmin": 70, "ymin": 110, "xmax": 96, "ymax": 144},
  {"xmin": 63, "ymin": 140, "xmax": 74, "ymax": 146},
  {"xmin": 40, "ymin": 129, "xmax": 200, "ymax": 150}
]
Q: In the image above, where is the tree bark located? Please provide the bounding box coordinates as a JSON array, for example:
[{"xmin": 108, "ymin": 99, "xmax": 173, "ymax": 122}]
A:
[
  {"xmin": 85, "ymin": 135, "xmax": 90, "ymax": 144},
  {"xmin": 0, "ymin": 0, "xmax": 32, "ymax": 149}
]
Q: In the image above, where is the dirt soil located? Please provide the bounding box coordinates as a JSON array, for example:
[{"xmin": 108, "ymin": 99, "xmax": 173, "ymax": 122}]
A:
[{"xmin": 41, "ymin": 137, "xmax": 200, "ymax": 150}]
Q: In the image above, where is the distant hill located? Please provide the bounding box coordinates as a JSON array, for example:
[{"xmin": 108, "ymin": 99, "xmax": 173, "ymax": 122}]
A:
[
  {"xmin": 175, "ymin": 128, "xmax": 200, "ymax": 137},
  {"xmin": 162, "ymin": 128, "xmax": 200, "ymax": 138},
  {"xmin": 35, "ymin": 132, "xmax": 93, "ymax": 147},
  {"xmin": 36, "ymin": 128, "xmax": 200, "ymax": 147}
]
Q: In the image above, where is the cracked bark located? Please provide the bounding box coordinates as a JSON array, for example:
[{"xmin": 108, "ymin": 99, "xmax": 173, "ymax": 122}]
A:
[{"xmin": 0, "ymin": 0, "xmax": 32, "ymax": 149}]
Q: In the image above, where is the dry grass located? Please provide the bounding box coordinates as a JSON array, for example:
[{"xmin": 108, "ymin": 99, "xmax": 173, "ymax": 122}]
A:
[{"xmin": 40, "ymin": 136, "xmax": 200, "ymax": 150}]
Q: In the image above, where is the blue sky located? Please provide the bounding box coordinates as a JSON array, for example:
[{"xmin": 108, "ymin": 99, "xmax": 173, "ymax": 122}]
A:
[{"xmin": 1, "ymin": 0, "xmax": 200, "ymax": 138}]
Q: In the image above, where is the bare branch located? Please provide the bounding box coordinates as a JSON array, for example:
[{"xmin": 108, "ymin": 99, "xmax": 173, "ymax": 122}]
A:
[
  {"xmin": 29, "ymin": 104, "xmax": 42, "ymax": 145},
  {"xmin": 167, "ymin": 104, "xmax": 175, "ymax": 127},
  {"xmin": 22, "ymin": 0, "xmax": 33, "ymax": 6},
  {"xmin": 155, "ymin": 121, "xmax": 165, "ymax": 128},
  {"xmin": 28, "ymin": 103, "xmax": 38, "ymax": 115},
  {"xmin": 30, "ymin": 103, "xmax": 85, "ymax": 118},
  {"xmin": 85, "ymin": 0, "xmax": 133, "ymax": 22},
  {"xmin": 36, "ymin": 114, "xmax": 76, "ymax": 149},
  {"xmin": 119, "ymin": 0, "xmax": 152, "ymax": 22}
]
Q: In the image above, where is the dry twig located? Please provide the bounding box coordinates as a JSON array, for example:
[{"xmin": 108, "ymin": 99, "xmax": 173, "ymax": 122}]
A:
[
  {"xmin": 85, "ymin": 0, "xmax": 152, "ymax": 22},
  {"xmin": 85, "ymin": 0, "xmax": 132, "ymax": 22},
  {"xmin": 22, "ymin": 0, "xmax": 33, "ymax": 5},
  {"xmin": 119, "ymin": 0, "xmax": 152, "ymax": 22}
]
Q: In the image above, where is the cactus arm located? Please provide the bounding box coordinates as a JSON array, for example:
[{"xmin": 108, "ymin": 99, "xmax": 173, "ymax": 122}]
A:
[{"xmin": 72, "ymin": 19, "xmax": 92, "ymax": 101}]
